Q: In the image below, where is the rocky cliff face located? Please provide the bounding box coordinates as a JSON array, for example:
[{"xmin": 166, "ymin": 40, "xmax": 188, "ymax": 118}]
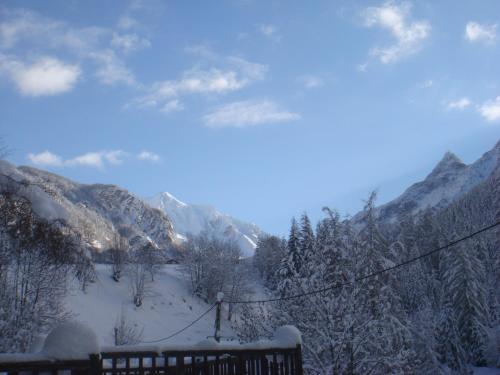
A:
[{"xmin": 0, "ymin": 161, "xmax": 174, "ymax": 252}]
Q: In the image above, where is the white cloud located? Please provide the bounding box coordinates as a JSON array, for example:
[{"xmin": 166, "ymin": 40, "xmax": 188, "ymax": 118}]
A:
[
  {"xmin": 465, "ymin": 22, "xmax": 496, "ymax": 44},
  {"xmin": 297, "ymin": 75, "xmax": 324, "ymax": 89},
  {"xmin": 27, "ymin": 151, "xmax": 63, "ymax": 167},
  {"xmin": 135, "ymin": 54, "xmax": 267, "ymax": 112},
  {"xmin": 27, "ymin": 150, "xmax": 128, "ymax": 168},
  {"xmin": 362, "ymin": 2, "xmax": 430, "ymax": 64},
  {"xmin": 111, "ymin": 33, "xmax": 150, "ymax": 53},
  {"xmin": 478, "ymin": 96, "xmax": 500, "ymax": 122},
  {"xmin": 66, "ymin": 152, "xmax": 107, "ymax": 168},
  {"xmin": 447, "ymin": 97, "xmax": 471, "ymax": 110},
  {"xmin": 3, "ymin": 56, "xmax": 81, "ymax": 96},
  {"xmin": 203, "ymin": 100, "xmax": 300, "ymax": 128},
  {"xmin": 66, "ymin": 150, "xmax": 126, "ymax": 168},
  {"xmin": 138, "ymin": 151, "xmax": 160, "ymax": 162},
  {"xmin": 0, "ymin": 7, "xmax": 140, "ymax": 91},
  {"xmin": 143, "ymin": 69, "xmax": 246, "ymax": 104}
]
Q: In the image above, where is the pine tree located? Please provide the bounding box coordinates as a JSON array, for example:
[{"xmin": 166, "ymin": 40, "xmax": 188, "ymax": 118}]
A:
[
  {"xmin": 435, "ymin": 304, "xmax": 468, "ymax": 374},
  {"xmin": 288, "ymin": 217, "xmax": 302, "ymax": 274},
  {"xmin": 277, "ymin": 218, "xmax": 302, "ymax": 295},
  {"xmin": 298, "ymin": 213, "xmax": 315, "ymax": 278},
  {"xmin": 443, "ymin": 241, "xmax": 490, "ymax": 365}
]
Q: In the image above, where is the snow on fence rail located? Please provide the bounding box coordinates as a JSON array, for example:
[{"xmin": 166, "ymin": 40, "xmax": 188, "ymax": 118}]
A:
[{"xmin": 0, "ymin": 324, "xmax": 303, "ymax": 375}]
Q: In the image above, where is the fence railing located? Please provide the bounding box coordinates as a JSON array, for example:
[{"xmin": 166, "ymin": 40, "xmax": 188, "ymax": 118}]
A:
[{"xmin": 0, "ymin": 345, "xmax": 303, "ymax": 375}]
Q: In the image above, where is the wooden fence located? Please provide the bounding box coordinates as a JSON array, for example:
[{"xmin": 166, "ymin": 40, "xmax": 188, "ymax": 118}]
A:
[{"xmin": 0, "ymin": 346, "xmax": 303, "ymax": 375}]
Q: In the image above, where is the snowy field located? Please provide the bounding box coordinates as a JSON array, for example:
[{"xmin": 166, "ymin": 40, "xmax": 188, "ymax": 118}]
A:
[{"xmin": 65, "ymin": 264, "xmax": 236, "ymax": 346}]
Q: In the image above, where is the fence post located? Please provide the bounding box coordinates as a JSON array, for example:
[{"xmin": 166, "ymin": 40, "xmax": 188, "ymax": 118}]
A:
[
  {"xmin": 214, "ymin": 292, "xmax": 224, "ymax": 342},
  {"xmin": 176, "ymin": 355, "xmax": 185, "ymax": 375},
  {"xmin": 294, "ymin": 345, "xmax": 303, "ymax": 375},
  {"xmin": 89, "ymin": 354, "xmax": 101, "ymax": 375}
]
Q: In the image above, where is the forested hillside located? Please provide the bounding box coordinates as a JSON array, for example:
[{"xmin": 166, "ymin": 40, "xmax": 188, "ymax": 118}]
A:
[{"xmin": 250, "ymin": 151, "xmax": 499, "ymax": 374}]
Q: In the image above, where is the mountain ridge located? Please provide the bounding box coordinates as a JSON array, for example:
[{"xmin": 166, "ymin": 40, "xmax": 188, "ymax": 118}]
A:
[
  {"xmin": 353, "ymin": 140, "xmax": 500, "ymax": 226},
  {"xmin": 0, "ymin": 160, "xmax": 175, "ymax": 253},
  {"xmin": 147, "ymin": 191, "xmax": 262, "ymax": 257}
]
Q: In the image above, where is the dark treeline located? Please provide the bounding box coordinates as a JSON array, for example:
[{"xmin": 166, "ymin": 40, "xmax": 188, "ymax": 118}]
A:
[{"xmin": 249, "ymin": 172, "xmax": 499, "ymax": 374}]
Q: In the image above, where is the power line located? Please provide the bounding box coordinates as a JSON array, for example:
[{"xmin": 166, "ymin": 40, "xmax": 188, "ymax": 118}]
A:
[
  {"xmin": 140, "ymin": 303, "xmax": 216, "ymax": 344},
  {"xmin": 226, "ymin": 220, "xmax": 500, "ymax": 304}
]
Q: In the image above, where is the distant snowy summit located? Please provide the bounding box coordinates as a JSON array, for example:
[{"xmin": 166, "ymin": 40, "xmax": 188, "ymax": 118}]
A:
[
  {"xmin": 353, "ymin": 139, "xmax": 500, "ymax": 226},
  {"xmin": 148, "ymin": 192, "xmax": 262, "ymax": 257}
]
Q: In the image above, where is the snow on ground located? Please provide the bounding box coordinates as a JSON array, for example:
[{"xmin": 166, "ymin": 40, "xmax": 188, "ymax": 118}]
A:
[{"xmin": 65, "ymin": 264, "xmax": 235, "ymax": 346}]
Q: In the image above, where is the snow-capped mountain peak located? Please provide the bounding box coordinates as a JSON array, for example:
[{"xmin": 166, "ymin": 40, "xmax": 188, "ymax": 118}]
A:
[
  {"xmin": 157, "ymin": 191, "xmax": 188, "ymax": 209},
  {"xmin": 428, "ymin": 151, "xmax": 466, "ymax": 178},
  {"xmin": 353, "ymin": 140, "xmax": 500, "ymax": 226},
  {"xmin": 148, "ymin": 192, "xmax": 262, "ymax": 257}
]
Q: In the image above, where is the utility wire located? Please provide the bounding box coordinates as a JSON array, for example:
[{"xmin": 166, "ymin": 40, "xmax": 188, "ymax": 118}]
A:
[
  {"xmin": 140, "ymin": 303, "xmax": 217, "ymax": 344},
  {"xmin": 225, "ymin": 220, "xmax": 500, "ymax": 304}
]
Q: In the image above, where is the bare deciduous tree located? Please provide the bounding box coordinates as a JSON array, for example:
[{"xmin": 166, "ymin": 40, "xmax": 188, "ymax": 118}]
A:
[
  {"xmin": 110, "ymin": 234, "xmax": 129, "ymax": 282},
  {"xmin": 181, "ymin": 231, "xmax": 249, "ymax": 303},
  {"xmin": 113, "ymin": 307, "xmax": 143, "ymax": 345}
]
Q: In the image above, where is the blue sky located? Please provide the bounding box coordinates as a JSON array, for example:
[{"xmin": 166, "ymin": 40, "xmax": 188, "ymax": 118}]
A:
[{"xmin": 1, "ymin": 0, "xmax": 499, "ymax": 235}]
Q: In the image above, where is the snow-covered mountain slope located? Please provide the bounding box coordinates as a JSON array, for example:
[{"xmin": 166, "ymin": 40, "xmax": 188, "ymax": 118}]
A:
[
  {"xmin": 148, "ymin": 192, "xmax": 262, "ymax": 257},
  {"xmin": 0, "ymin": 161, "xmax": 174, "ymax": 252},
  {"xmin": 64, "ymin": 264, "xmax": 235, "ymax": 346},
  {"xmin": 354, "ymin": 140, "xmax": 500, "ymax": 226}
]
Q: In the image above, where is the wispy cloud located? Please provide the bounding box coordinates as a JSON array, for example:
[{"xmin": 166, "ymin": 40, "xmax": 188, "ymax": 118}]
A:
[
  {"xmin": 89, "ymin": 49, "xmax": 137, "ymax": 86},
  {"xmin": 464, "ymin": 22, "xmax": 496, "ymax": 44},
  {"xmin": 478, "ymin": 96, "xmax": 500, "ymax": 122},
  {"xmin": 136, "ymin": 68, "xmax": 248, "ymax": 110},
  {"xmin": 357, "ymin": 63, "xmax": 368, "ymax": 72},
  {"xmin": 138, "ymin": 150, "xmax": 160, "ymax": 162},
  {"xmin": 161, "ymin": 99, "xmax": 183, "ymax": 113},
  {"xmin": 203, "ymin": 100, "xmax": 300, "ymax": 128},
  {"xmin": 134, "ymin": 48, "xmax": 267, "ymax": 113},
  {"xmin": 362, "ymin": 2, "xmax": 430, "ymax": 64},
  {"xmin": 111, "ymin": 32, "xmax": 150, "ymax": 53},
  {"xmin": 258, "ymin": 24, "xmax": 282, "ymax": 42},
  {"xmin": 447, "ymin": 97, "xmax": 471, "ymax": 110},
  {"xmin": 419, "ymin": 79, "xmax": 433, "ymax": 88},
  {"xmin": 0, "ymin": 55, "xmax": 81, "ymax": 96},
  {"xmin": 27, "ymin": 150, "xmax": 162, "ymax": 168},
  {"xmin": 297, "ymin": 75, "xmax": 324, "ymax": 89},
  {"xmin": 117, "ymin": 16, "xmax": 139, "ymax": 30},
  {"xmin": 66, "ymin": 151, "xmax": 125, "ymax": 168}
]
